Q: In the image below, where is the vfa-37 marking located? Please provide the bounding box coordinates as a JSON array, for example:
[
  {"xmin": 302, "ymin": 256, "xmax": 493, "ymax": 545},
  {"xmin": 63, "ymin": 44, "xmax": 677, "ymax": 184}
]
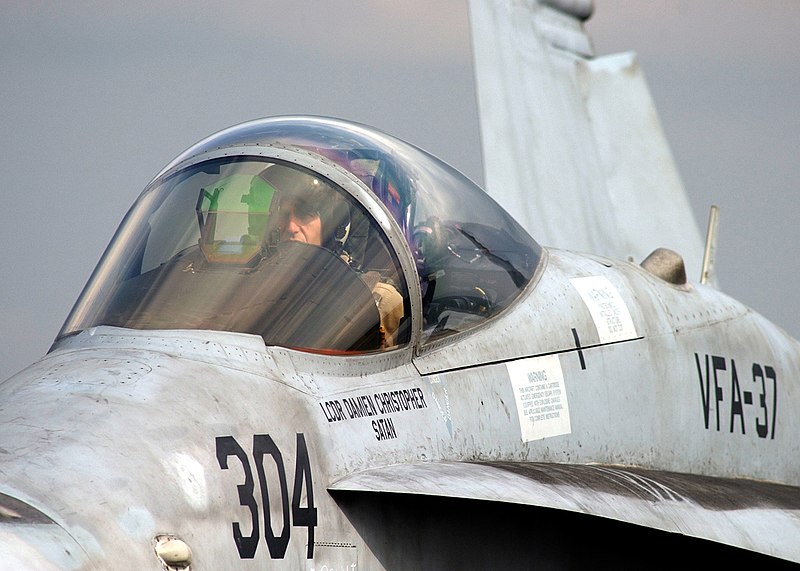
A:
[
  {"xmin": 2, "ymin": 2, "xmax": 800, "ymax": 569},
  {"xmin": 695, "ymin": 353, "xmax": 778, "ymax": 439}
]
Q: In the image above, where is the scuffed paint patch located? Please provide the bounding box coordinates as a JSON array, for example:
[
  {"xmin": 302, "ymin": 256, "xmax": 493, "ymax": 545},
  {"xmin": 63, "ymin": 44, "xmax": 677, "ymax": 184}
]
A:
[
  {"xmin": 166, "ymin": 453, "xmax": 209, "ymax": 511},
  {"xmin": 118, "ymin": 506, "xmax": 156, "ymax": 537},
  {"xmin": 428, "ymin": 375, "xmax": 453, "ymax": 438}
]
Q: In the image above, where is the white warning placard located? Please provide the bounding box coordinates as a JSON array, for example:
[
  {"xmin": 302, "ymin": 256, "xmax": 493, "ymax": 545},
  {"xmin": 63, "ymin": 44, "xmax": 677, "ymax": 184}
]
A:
[
  {"xmin": 507, "ymin": 355, "xmax": 571, "ymax": 442},
  {"xmin": 570, "ymin": 276, "xmax": 637, "ymax": 343}
]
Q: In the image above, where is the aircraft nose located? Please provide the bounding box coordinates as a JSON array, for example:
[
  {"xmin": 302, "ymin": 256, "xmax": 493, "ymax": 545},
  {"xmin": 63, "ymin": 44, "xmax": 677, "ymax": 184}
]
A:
[{"xmin": 0, "ymin": 493, "xmax": 90, "ymax": 569}]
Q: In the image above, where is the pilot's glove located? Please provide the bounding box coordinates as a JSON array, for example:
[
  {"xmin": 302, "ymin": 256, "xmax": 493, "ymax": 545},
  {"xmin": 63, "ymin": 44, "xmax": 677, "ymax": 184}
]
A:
[{"xmin": 364, "ymin": 271, "xmax": 404, "ymax": 348}]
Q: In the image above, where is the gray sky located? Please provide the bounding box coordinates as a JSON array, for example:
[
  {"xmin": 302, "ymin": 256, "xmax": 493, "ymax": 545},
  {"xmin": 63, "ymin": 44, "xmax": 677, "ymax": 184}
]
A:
[{"xmin": 1, "ymin": 1, "xmax": 798, "ymax": 381}]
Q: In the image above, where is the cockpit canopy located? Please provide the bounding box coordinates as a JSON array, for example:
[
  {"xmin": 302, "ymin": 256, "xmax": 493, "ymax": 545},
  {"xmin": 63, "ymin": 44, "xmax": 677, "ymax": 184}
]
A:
[{"xmin": 59, "ymin": 117, "xmax": 541, "ymax": 353}]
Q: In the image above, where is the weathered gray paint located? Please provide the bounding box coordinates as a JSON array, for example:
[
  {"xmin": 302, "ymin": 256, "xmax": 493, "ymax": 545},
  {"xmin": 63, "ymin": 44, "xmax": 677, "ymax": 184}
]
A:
[{"xmin": 1, "ymin": 1, "xmax": 798, "ymax": 569}]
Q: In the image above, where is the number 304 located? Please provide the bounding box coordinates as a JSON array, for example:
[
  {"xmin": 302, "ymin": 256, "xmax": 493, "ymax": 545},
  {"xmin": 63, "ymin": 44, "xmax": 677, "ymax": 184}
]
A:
[{"xmin": 215, "ymin": 433, "xmax": 317, "ymax": 560}]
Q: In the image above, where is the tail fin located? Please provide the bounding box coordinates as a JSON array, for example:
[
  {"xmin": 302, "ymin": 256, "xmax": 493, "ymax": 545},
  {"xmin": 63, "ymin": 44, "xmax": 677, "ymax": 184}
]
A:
[{"xmin": 468, "ymin": 0, "xmax": 703, "ymax": 276}]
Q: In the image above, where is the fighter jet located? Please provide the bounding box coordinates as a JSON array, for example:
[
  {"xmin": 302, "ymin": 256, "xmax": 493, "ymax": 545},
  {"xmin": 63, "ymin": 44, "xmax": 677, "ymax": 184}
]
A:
[{"xmin": 2, "ymin": 1, "xmax": 799, "ymax": 570}]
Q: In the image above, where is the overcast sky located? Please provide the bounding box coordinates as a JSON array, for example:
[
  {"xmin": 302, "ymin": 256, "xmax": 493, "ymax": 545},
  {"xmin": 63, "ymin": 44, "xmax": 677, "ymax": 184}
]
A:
[{"xmin": 1, "ymin": 1, "xmax": 798, "ymax": 380}]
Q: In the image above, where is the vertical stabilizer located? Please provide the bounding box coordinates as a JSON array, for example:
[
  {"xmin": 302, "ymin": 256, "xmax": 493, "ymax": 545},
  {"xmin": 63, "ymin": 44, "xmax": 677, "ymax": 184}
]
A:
[{"xmin": 468, "ymin": 0, "xmax": 703, "ymax": 275}]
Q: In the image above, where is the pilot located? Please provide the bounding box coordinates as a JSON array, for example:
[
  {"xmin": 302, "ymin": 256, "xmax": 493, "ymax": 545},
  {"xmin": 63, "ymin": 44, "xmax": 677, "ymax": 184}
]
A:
[
  {"xmin": 263, "ymin": 166, "xmax": 405, "ymax": 348},
  {"xmin": 277, "ymin": 187, "xmax": 324, "ymax": 246}
]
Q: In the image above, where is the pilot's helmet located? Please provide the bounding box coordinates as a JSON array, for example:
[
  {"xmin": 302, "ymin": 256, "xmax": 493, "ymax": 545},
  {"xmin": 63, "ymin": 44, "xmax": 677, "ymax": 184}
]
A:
[{"xmin": 257, "ymin": 164, "xmax": 350, "ymax": 254}]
